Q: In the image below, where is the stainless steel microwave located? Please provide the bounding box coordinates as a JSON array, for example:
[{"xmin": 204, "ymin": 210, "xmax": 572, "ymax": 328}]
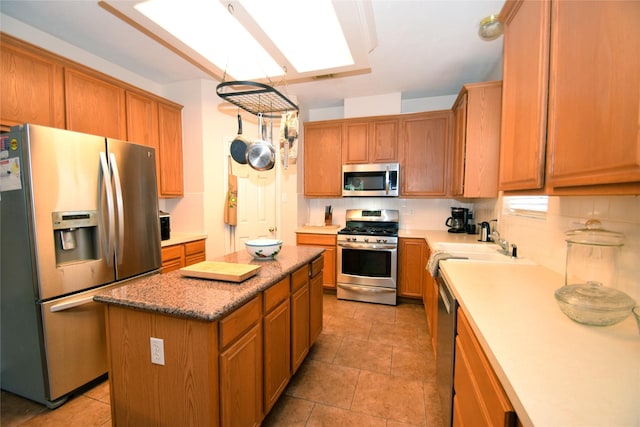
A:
[{"xmin": 342, "ymin": 163, "xmax": 400, "ymax": 197}]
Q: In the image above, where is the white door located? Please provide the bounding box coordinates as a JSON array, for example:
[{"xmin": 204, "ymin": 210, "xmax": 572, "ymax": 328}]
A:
[
  {"xmin": 234, "ymin": 161, "xmax": 277, "ymax": 247},
  {"xmin": 223, "ymin": 122, "xmax": 278, "ymax": 254}
]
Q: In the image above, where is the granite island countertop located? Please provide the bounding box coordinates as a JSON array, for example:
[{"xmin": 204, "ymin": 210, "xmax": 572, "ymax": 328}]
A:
[{"xmin": 94, "ymin": 245, "xmax": 324, "ymax": 322}]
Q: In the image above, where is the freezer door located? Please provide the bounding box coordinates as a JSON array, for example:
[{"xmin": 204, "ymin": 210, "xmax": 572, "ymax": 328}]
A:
[
  {"xmin": 107, "ymin": 138, "xmax": 161, "ymax": 279},
  {"xmin": 20, "ymin": 125, "xmax": 116, "ymax": 300},
  {"xmin": 40, "ymin": 282, "xmax": 123, "ymax": 401}
]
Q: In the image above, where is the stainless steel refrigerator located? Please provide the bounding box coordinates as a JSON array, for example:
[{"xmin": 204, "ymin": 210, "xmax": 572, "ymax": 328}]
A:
[{"xmin": 0, "ymin": 124, "xmax": 162, "ymax": 408}]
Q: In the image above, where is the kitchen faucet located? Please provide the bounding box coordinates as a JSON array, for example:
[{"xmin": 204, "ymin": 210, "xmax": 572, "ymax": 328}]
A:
[{"xmin": 491, "ymin": 229, "xmax": 511, "ymax": 256}]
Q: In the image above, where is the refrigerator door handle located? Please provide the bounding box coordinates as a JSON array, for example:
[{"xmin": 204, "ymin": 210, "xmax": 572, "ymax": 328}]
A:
[
  {"xmin": 99, "ymin": 152, "xmax": 115, "ymax": 264},
  {"xmin": 49, "ymin": 296, "xmax": 95, "ymax": 313},
  {"xmin": 109, "ymin": 153, "xmax": 125, "ymax": 265}
]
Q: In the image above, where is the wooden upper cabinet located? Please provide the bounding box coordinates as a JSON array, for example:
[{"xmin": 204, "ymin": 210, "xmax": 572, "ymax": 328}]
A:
[
  {"xmin": 64, "ymin": 68, "xmax": 127, "ymax": 139},
  {"xmin": 126, "ymin": 91, "xmax": 160, "ymax": 186},
  {"xmin": 546, "ymin": 1, "xmax": 640, "ymax": 190},
  {"xmin": 450, "ymin": 92, "xmax": 468, "ymax": 196},
  {"xmin": 126, "ymin": 91, "xmax": 159, "ymax": 149},
  {"xmin": 498, "ymin": 0, "xmax": 550, "ymax": 191},
  {"xmin": 451, "ymin": 81, "xmax": 502, "ymax": 198},
  {"xmin": 0, "ymin": 36, "xmax": 65, "ymax": 129},
  {"xmin": 342, "ymin": 121, "xmax": 369, "ymax": 163},
  {"xmin": 127, "ymin": 91, "xmax": 184, "ymax": 198},
  {"xmin": 342, "ymin": 118, "xmax": 399, "ymax": 164},
  {"xmin": 304, "ymin": 121, "xmax": 343, "ymax": 197},
  {"xmin": 157, "ymin": 102, "xmax": 184, "ymax": 197},
  {"xmin": 399, "ymin": 111, "xmax": 451, "ymax": 196}
]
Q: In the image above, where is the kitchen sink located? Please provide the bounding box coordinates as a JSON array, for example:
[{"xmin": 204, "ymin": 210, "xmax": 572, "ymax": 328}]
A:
[
  {"xmin": 433, "ymin": 242, "xmax": 502, "ymax": 253},
  {"xmin": 442, "ymin": 251, "xmax": 535, "ymax": 265},
  {"xmin": 432, "ymin": 242, "xmax": 535, "ymax": 264}
]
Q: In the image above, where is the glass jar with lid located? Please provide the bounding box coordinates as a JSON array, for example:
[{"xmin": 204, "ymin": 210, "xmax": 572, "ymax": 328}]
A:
[
  {"xmin": 556, "ymin": 219, "xmax": 635, "ymax": 326},
  {"xmin": 564, "ymin": 219, "xmax": 624, "ymax": 288}
]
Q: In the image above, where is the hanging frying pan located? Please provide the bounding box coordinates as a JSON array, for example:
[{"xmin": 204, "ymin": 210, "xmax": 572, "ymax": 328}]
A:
[
  {"xmin": 246, "ymin": 113, "xmax": 275, "ymax": 171},
  {"xmin": 230, "ymin": 114, "xmax": 249, "ymax": 164}
]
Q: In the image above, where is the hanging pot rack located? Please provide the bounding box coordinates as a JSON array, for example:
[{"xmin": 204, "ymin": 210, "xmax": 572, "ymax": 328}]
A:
[{"xmin": 216, "ymin": 81, "xmax": 298, "ymax": 118}]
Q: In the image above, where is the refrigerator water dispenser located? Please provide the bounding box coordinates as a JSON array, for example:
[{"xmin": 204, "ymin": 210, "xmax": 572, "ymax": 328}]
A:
[{"xmin": 52, "ymin": 211, "xmax": 98, "ymax": 265}]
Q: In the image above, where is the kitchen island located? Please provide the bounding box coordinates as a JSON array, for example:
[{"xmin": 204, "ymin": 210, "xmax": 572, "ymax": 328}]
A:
[{"xmin": 95, "ymin": 245, "xmax": 324, "ymax": 427}]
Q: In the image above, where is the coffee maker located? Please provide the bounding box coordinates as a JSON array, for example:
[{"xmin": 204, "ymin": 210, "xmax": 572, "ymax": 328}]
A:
[{"xmin": 445, "ymin": 207, "xmax": 469, "ymax": 233}]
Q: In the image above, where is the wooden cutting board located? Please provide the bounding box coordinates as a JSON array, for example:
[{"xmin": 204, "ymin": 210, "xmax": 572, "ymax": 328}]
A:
[{"xmin": 179, "ymin": 261, "xmax": 260, "ymax": 282}]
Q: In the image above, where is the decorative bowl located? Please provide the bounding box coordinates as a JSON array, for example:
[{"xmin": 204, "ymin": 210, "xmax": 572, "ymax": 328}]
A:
[
  {"xmin": 554, "ymin": 282, "xmax": 636, "ymax": 326},
  {"xmin": 244, "ymin": 239, "xmax": 282, "ymax": 259}
]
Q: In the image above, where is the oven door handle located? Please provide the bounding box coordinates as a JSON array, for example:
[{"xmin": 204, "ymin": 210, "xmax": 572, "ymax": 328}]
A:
[
  {"xmin": 338, "ymin": 242, "xmax": 397, "ymax": 250},
  {"xmin": 338, "ymin": 284, "xmax": 396, "ymax": 293}
]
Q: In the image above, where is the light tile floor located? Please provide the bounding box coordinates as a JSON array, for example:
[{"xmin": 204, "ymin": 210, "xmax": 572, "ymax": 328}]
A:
[{"xmin": 1, "ymin": 294, "xmax": 444, "ymax": 427}]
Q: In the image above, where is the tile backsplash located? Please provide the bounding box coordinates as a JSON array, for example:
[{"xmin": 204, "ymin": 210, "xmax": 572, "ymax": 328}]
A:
[
  {"xmin": 475, "ymin": 195, "xmax": 640, "ymax": 302},
  {"xmin": 308, "ymin": 194, "xmax": 640, "ymax": 302}
]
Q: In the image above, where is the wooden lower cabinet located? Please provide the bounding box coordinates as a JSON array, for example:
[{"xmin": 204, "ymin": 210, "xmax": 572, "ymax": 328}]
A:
[
  {"xmin": 220, "ymin": 323, "xmax": 263, "ymax": 427},
  {"xmin": 161, "ymin": 239, "xmax": 206, "ymax": 273},
  {"xmin": 454, "ymin": 309, "xmax": 516, "ymax": 427},
  {"xmin": 398, "ymin": 238, "xmax": 427, "ymax": 298},
  {"xmin": 263, "ymin": 278, "xmax": 291, "ymax": 413},
  {"xmin": 160, "ymin": 244, "xmax": 184, "ymax": 273},
  {"xmin": 296, "ymin": 233, "xmax": 336, "ymax": 289},
  {"xmin": 309, "ymin": 256, "xmax": 324, "ymax": 346},
  {"xmin": 185, "ymin": 239, "xmax": 206, "ymax": 265},
  {"xmin": 291, "ymin": 265, "xmax": 310, "ymax": 374}
]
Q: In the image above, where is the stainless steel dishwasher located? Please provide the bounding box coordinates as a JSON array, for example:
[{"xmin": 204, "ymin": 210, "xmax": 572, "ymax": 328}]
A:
[{"xmin": 436, "ymin": 273, "xmax": 457, "ymax": 427}]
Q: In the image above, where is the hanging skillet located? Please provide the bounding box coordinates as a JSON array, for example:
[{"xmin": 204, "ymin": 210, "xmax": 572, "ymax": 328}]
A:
[
  {"xmin": 246, "ymin": 113, "xmax": 275, "ymax": 171},
  {"xmin": 230, "ymin": 114, "xmax": 250, "ymax": 164}
]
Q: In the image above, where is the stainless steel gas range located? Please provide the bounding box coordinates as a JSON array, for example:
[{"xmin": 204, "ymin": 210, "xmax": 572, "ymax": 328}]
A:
[{"xmin": 336, "ymin": 209, "xmax": 399, "ymax": 305}]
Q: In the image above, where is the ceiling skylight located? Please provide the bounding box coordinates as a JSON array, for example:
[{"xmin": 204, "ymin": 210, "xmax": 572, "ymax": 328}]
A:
[
  {"xmin": 135, "ymin": 0, "xmax": 283, "ymax": 80},
  {"xmin": 238, "ymin": 0, "xmax": 354, "ymax": 73},
  {"xmin": 100, "ymin": 0, "xmax": 375, "ymax": 84}
]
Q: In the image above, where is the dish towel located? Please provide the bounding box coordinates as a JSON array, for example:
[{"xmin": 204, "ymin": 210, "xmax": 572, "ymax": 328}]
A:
[
  {"xmin": 427, "ymin": 251, "xmax": 467, "ymax": 278},
  {"xmin": 224, "ymin": 156, "xmax": 237, "ymax": 226}
]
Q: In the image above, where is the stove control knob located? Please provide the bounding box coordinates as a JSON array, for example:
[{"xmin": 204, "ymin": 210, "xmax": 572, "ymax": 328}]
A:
[{"xmin": 364, "ymin": 238, "xmax": 369, "ymax": 243}]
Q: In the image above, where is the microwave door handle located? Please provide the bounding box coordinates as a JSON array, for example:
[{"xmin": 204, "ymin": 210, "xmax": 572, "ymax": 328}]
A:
[
  {"xmin": 99, "ymin": 152, "xmax": 115, "ymax": 264},
  {"xmin": 109, "ymin": 153, "xmax": 125, "ymax": 265},
  {"xmin": 385, "ymin": 165, "xmax": 390, "ymax": 195}
]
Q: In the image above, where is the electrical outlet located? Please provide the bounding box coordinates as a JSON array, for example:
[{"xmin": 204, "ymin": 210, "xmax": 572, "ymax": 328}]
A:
[{"xmin": 150, "ymin": 337, "xmax": 165, "ymax": 365}]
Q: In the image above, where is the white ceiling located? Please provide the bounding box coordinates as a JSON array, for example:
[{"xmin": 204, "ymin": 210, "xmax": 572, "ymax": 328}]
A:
[{"xmin": 0, "ymin": 0, "xmax": 505, "ymax": 110}]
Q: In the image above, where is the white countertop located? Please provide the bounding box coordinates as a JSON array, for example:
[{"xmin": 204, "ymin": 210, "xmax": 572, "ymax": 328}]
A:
[{"xmin": 439, "ymin": 258, "xmax": 640, "ymax": 427}]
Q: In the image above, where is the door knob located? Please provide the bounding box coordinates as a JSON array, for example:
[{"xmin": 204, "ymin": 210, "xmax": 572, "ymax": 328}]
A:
[{"xmin": 268, "ymin": 227, "xmax": 276, "ymax": 232}]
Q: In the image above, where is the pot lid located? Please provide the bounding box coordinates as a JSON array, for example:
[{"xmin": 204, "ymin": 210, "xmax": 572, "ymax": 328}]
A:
[
  {"xmin": 555, "ymin": 282, "xmax": 636, "ymax": 312},
  {"xmin": 565, "ymin": 219, "xmax": 624, "ymax": 246}
]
